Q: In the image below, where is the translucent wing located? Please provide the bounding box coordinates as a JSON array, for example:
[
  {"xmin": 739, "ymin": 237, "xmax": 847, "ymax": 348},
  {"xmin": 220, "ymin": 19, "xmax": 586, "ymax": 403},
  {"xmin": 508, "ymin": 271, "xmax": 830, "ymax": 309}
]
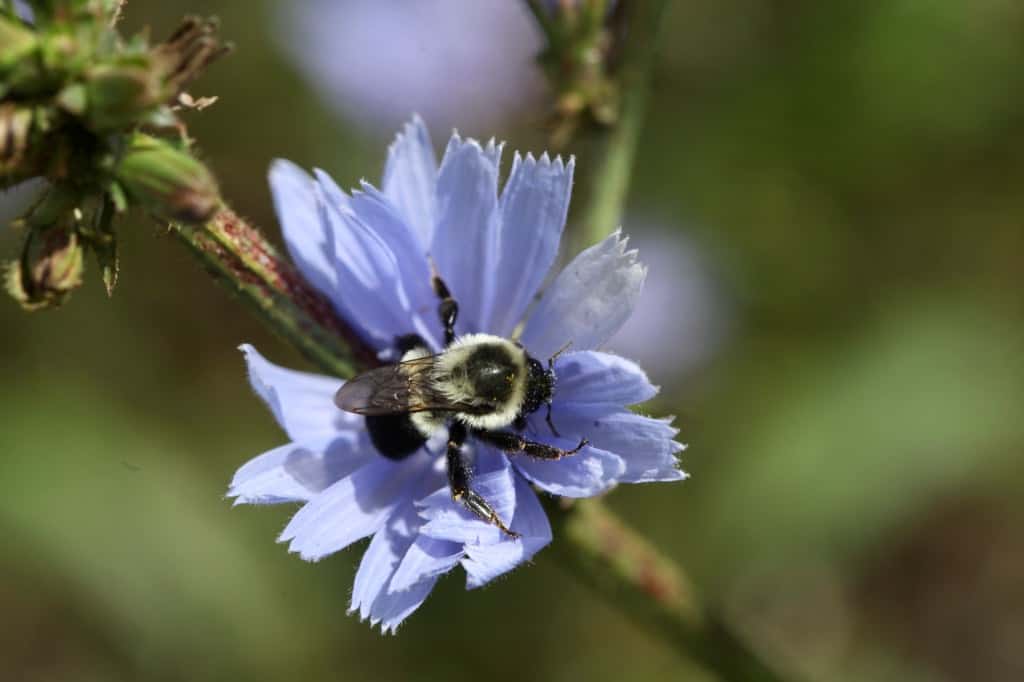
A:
[{"xmin": 334, "ymin": 354, "xmax": 485, "ymax": 416}]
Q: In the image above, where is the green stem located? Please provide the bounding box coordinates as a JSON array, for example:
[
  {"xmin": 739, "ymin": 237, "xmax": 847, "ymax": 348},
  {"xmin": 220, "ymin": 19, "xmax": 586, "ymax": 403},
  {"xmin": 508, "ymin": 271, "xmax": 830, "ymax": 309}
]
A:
[
  {"xmin": 578, "ymin": 0, "xmax": 667, "ymax": 248},
  {"xmin": 171, "ymin": 204, "xmax": 377, "ymax": 379},
  {"xmin": 547, "ymin": 499, "xmax": 795, "ymax": 682}
]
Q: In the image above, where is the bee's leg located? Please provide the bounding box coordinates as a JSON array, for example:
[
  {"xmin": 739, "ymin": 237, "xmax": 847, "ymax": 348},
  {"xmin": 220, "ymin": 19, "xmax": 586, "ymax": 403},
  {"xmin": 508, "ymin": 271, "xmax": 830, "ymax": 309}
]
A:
[
  {"xmin": 446, "ymin": 422, "xmax": 519, "ymax": 538},
  {"xmin": 431, "ymin": 275, "xmax": 458, "ymax": 346},
  {"xmin": 473, "ymin": 429, "xmax": 588, "ymax": 461}
]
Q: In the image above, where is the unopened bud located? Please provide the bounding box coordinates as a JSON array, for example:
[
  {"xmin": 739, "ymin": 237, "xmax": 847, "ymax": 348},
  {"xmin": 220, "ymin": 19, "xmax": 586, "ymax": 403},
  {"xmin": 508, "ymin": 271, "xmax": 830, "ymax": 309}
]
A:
[
  {"xmin": 114, "ymin": 133, "xmax": 218, "ymax": 222},
  {"xmin": 0, "ymin": 16, "xmax": 37, "ymax": 77},
  {"xmin": 5, "ymin": 228, "xmax": 84, "ymax": 311},
  {"xmin": 63, "ymin": 62, "xmax": 166, "ymax": 131}
]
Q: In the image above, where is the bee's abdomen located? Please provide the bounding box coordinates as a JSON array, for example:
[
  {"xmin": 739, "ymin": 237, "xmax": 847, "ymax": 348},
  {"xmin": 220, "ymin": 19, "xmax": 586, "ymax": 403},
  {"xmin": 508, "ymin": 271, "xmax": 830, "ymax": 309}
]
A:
[{"xmin": 365, "ymin": 414, "xmax": 428, "ymax": 460}]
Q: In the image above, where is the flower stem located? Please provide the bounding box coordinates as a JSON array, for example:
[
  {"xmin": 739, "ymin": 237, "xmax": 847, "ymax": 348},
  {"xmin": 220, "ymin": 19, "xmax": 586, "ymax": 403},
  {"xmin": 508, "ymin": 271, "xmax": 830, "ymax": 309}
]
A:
[
  {"xmin": 577, "ymin": 0, "xmax": 667, "ymax": 248},
  {"xmin": 546, "ymin": 499, "xmax": 795, "ymax": 681},
  {"xmin": 170, "ymin": 205, "xmax": 378, "ymax": 378}
]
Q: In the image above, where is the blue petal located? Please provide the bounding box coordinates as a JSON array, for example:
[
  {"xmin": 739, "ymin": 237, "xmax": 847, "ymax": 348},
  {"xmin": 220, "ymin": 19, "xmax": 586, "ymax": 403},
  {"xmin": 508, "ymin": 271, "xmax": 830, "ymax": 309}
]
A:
[
  {"xmin": 553, "ymin": 351, "xmax": 658, "ymax": 408},
  {"xmin": 313, "ymin": 171, "xmax": 431, "ymax": 351},
  {"xmin": 488, "ymin": 153, "xmax": 574, "ymax": 337},
  {"xmin": 279, "ymin": 455, "xmax": 424, "ymax": 561},
  {"xmin": 349, "ymin": 181, "xmax": 442, "ymax": 348},
  {"xmin": 269, "ymin": 161, "xmax": 339, "ymax": 306},
  {"xmin": 228, "ymin": 431, "xmax": 375, "ymax": 504},
  {"xmin": 351, "ymin": 501, "xmax": 458, "ymax": 634},
  {"xmin": 521, "ymin": 230, "xmax": 646, "ymax": 359},
  {"xmin": 350, "ymin": 504, "xmax": 417, "ymax": 621},
  {"xmin": 389, "ymin": 532, "xmax": 463, "ymax": 593},
  {"xmin": 382, "ymin": 115, "xmax": 438, "ymax": 250},
  {"xmin": 550, "ymin": 405, "xmax": 686, "ymax": 483},
  {"xmin": 512, "ymin": 438, "xmax": 625, "ymax": 498},
  {"xmin": 375, "ymin": 574, "xmax": 442, "ymax": 635},
  {"xmin": 462, "ymin": 474, "xmax": 552, "ymax": 589},
  {"xmin": 240, "ymin": 344, "xmax": 351, "ymax": 440},
  {"xmin": 418, "ymin": 448, "xmax": 516, "ymax": 546},
  {"xmin": 431, "ymin": 134, "xmax": 503, "ymax": 334}
]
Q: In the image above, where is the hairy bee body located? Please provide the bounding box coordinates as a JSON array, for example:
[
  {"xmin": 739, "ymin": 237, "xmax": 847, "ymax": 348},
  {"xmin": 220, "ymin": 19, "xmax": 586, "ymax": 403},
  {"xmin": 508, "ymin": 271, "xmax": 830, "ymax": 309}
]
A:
[
  {"xmin": 338, "ymin": 334, "xmax": 552, "ymax": 460},
  {"xmin": 335, "ymin": 274, "xmax": 580, "ymax": 537}
]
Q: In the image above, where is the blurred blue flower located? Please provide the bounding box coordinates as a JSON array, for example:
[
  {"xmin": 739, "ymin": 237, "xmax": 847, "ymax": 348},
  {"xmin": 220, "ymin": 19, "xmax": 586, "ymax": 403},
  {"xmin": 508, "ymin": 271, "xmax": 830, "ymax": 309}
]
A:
[
  {"xmin": 540, "ymin": 0, "xmax": 617, "ymax": 17},
  {"xmin": 605, "ymin": 224, "xmax": 730, "ymax": 386},
  {"xmin": 12, "ymin": 0, "xmax": 33, "ymax": 22},
  {"xmin": 229, "ymin": 116, "xmax": 685, "ymax": 632},
  {"xmin": 276, "ymin": 0, "xmax": 544, "ymax": 137}
]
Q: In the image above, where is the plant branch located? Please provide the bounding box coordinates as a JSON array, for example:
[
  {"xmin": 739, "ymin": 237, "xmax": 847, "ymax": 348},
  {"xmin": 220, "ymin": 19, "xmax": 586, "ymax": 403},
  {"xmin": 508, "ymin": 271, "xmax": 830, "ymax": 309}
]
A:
[
  {"xmin": 546, "ymin": 499, "xmax": 795, "ymax": 681},
  {"xmin": 578, "ymin": 0, "xmax": 667, "ymax": 248},
  {"xmin": 170, "ymin": 205, "xmax": 378, "ymax": 378}
]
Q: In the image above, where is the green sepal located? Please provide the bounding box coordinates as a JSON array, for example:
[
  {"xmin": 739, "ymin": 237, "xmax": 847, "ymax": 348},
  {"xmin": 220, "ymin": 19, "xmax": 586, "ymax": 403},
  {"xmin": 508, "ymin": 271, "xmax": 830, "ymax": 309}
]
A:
[
  {"xmin": 81, "ymin": 194, "xmax": 118, "ymax": 296},
  {"xmin": 56, "ymin": 82, "xmax": 88, "ymax": 115},
  {"xmin": 79, "ymin": 61, "xmax": 166, "ymax": 132},
  {"xmin": 113, "ymin": 132, "xmax": 218, "ymax": 222},
  {"xmin": 0, "ymin": 16, "xmax": 38, "ymax": 77},
  {"xmin": 105, "ymin": 179, "xmax": 128, "ymax": 212}
]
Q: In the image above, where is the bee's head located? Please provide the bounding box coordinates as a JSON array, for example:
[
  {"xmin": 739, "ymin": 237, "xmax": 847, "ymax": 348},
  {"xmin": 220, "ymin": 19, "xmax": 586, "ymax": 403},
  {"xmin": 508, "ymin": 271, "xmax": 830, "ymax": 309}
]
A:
[
  {"xmin": 521, "ymin": 355, "xmax": 554, "ymax": 417},
  {"xmin": 521, "ymin": 341, "xmax": 572, "ymax": 437}
]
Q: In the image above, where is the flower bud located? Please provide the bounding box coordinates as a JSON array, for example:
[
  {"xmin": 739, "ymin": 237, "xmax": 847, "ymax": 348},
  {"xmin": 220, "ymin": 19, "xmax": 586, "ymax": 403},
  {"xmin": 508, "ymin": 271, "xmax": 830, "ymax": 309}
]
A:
[
  {"xmin": 5, "ymin": 228, "xmax": 84, "ymax": 311},
  {"xmin": 0, "ymin": 16, "xmax": 37, "ymax": 80},
  {"xmin": 65, "ymin": 62, "xmax": 166, "ymax": 132},
  {"xmin": 113, "ymin": 133, "xmax": 219, "ymax": 222}
]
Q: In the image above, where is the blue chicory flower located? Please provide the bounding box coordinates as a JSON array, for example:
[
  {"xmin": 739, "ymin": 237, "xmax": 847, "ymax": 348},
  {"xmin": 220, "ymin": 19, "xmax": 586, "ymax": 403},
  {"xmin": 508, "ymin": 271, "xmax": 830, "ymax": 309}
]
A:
[
  {"xmin": 277, "ymin": 0, "xmax": 544, "ymax": 137},
  {"xmin": 12, "ymin": 0, "xmax": 33, "ymax": 23},
  {"xmin": 229, "ymin": 116, "xmax": 686, "ymax": 633}
]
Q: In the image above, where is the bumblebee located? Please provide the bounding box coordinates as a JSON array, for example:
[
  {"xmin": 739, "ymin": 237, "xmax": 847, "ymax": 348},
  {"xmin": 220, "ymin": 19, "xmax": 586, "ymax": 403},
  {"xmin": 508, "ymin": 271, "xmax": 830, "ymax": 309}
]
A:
[{"xmin": 335, "ymin": 276, "xmax": 586, "ymax": 537}]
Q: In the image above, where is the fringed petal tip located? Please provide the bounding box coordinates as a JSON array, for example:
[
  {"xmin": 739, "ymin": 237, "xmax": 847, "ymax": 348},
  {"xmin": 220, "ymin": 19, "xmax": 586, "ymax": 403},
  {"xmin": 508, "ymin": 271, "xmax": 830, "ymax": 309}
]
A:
[
  {"xmin": 521, "ymin": 229, "xmax": 648, "ymax": 359},
  {"xmin": 443, "ymin": 129, "xmax": 505, "ymax": 161},
  {"xmin": 387, "ymin": 113, "xmax": 429, "ymax": 153},
  {"xmin": 345, "ymin": 604, "xmax": 403, "ymax": 636},
  {"xmin": 511, "ymin": 150, "xmax": 575, "ymax": 175}
]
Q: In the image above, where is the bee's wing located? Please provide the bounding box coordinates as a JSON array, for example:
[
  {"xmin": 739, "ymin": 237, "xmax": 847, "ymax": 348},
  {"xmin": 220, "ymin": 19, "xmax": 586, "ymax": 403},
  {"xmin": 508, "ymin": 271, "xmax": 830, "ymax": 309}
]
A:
[{"xmin": 334, "ymin": 354, "xmax": 484, "ymax": 416}]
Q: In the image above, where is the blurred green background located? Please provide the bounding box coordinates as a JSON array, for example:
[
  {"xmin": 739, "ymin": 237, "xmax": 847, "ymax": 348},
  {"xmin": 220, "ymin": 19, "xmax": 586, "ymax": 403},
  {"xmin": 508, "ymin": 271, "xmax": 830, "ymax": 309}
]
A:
[{"xmin": 3, "ymin": 1, "xmax": 1024, "ymax": 681}]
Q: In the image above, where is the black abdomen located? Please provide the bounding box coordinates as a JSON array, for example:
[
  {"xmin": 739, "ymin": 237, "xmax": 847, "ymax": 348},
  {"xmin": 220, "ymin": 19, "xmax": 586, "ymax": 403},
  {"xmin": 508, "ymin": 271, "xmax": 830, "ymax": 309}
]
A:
[{"xmin": 366, "ymin": 414, "xmax": 427, "ymax": 460}]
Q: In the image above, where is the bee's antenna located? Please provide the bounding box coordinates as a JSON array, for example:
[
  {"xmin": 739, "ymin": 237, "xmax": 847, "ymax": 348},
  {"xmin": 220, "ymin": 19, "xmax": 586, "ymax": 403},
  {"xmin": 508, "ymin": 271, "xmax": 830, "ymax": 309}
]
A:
[
  {"xmin": 548, "ymin": 339, "xmax": 573, "ymax": 371},
  {"xmin": 543, "ymin": 340, "xmax": 572, "ymax": 437}
]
